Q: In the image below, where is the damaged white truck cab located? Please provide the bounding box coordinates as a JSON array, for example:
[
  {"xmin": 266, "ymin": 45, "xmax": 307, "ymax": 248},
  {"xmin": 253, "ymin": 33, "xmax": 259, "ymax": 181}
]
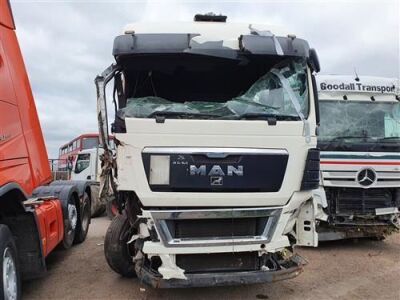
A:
[
  {"xmin": 314, "ymin": 75, "xmax": 400, "ymax": 241},
  {"xmin": 96, "ymin": 14, "xmax": 321, "ymax": 287}
]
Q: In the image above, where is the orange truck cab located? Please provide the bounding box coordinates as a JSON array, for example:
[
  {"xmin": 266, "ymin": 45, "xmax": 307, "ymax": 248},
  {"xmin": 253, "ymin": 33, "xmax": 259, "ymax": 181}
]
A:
[{"xmin": 0, "ymin": 1, "xmax": 93, "ymax": 298}]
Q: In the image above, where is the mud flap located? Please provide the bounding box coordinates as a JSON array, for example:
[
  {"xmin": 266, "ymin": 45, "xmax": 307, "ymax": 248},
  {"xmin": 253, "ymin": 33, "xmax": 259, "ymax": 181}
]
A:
[{"xmin": 296, "ymin": 200, "xmax": 318, "ymax": 247}]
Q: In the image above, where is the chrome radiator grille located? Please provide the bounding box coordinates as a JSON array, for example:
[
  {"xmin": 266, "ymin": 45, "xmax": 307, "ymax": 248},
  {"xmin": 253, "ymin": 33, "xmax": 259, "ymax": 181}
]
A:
[{"xmin": 149, "ymin": 207, "xmax": 281, "ymax": 247}]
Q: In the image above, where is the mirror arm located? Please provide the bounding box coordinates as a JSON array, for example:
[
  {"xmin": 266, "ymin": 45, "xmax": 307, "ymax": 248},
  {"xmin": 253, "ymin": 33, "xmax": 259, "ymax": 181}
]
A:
[{"xmin": 95, "ymin": 63, "xmax": 120, "ymax": 151}]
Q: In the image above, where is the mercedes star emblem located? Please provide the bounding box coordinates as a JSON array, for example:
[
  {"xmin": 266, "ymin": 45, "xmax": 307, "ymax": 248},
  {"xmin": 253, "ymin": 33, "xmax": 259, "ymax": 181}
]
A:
[{"xmin": 356, "ymin": 168, "xmax": 377, "ymax": 187}]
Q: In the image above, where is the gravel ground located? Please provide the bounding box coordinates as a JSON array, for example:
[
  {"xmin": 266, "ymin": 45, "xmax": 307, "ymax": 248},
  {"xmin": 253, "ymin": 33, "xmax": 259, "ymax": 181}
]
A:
[{"xmin": 23, "ymin": 216, "xmax": 400, "ymax": 300}]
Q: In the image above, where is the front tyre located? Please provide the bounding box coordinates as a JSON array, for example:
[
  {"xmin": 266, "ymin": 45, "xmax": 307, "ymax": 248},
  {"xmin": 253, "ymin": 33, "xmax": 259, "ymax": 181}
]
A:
[
  {"xmin": 0, "ymin": 225, "xmax": 20, "ymax": 300},
  {"xmin": 104, "ymin": 214, "xmax": 136, "ymax": 277}
]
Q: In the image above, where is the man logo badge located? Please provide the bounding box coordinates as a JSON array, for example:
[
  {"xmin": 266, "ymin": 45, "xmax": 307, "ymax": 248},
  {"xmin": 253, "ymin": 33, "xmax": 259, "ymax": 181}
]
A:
[
  {"xmin": 356, "ymin": 168, "xmax": 377, "ymax": 187},
  {"xmin": 210, "ymin": 176, "xmax": 223, "ymax": 186}
]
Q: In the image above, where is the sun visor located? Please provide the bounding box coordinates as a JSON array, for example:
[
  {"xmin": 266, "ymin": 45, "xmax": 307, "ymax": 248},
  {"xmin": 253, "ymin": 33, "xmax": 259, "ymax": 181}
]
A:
[
  {"xmin": 114, "ymin": 33, "xmax": 311, "ymax": 59},
  {"xmin": 239, "ymin": 35, "xmax": 310, "ymax": 57},
  {"xmin": 113, "ymin": 33, "xmax": 199, "ymax": 56}
]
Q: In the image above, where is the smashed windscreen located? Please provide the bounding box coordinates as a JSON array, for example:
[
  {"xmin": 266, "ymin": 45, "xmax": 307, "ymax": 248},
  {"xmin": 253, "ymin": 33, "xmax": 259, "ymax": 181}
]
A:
[
  {"xmin": 117, "ymin": 58, "xmax": 308, "ymax": 121},
  {"xmin": 318, "ymin": 100, "xmax": 400, "ymax": 150}
]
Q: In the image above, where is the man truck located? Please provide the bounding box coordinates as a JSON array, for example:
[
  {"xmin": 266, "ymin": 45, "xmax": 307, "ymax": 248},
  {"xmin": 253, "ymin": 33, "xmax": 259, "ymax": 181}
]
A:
[
  {"xmin": 97, "ymin": 14, "xmax": 321, "ymax": 287},
  {"xmin": 0, "ymin": 2, "xmax": 94, "ymax": 298},
  {"xmin": 314, "ymin": 75, "xmax": 400, "ymax": 241}
]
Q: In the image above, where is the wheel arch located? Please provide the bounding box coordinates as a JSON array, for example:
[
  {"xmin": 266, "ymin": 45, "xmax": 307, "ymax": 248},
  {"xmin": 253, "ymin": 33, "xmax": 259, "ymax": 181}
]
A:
[
  {"xmin": 32, "ymin": 184, "xmax": 80, "ymax": 223},
  {"xmin": 50, "ymin": 180, "xmax": 96, "ymax": 213},
  {"xmin": 0, "ymin": 182, "xmax": 47, "ymax": 279},
  {"xmin": 0, "ymin": 182, "xmax": 27, "ymax": 215}
]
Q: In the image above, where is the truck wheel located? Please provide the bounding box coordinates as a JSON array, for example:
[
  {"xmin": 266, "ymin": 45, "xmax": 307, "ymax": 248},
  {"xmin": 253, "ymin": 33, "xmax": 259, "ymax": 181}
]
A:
[
  {"xmin": 106, "ymin": 199, "xmax": 118, "ymax": 220},
  {"xmin": 0, "ymin": 225, "xmax": 21, "ymax": 300},
  {"xmin": 104, "ymin": 214, "xmax": 136, "ymax": 277},
  {"xmin": 62, "ymin": 195, "xmax": 78, "ymax": 249},
  {"xmin": 74, "ymin": 192, "xmax": 91, "ymax": 244}
]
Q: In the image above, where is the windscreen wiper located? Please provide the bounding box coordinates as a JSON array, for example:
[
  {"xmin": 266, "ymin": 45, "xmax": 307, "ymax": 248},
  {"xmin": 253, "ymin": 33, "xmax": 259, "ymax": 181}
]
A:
[
  {"xmin": 320, "ymin": 135, "xmax": 369, "ymax": 151},
  {"xmin": 148, "ymin": 110, "xmax": 219, "ymax": 122},
  {"xmin": 329, "ymin": 135, "xmax": 370, "ymax": 140},
  {"xmin": 377, "ymin": 136, "xmax": 400, "ymax": 142},
  {"xmin": 235, "ymin": 112, "xmax": 300, "ymax": 125}
]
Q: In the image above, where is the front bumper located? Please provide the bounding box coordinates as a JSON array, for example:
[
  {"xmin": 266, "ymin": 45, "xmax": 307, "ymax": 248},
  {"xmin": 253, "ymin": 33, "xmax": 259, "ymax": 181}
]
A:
[{"xmin": 135, "ymin": 253, "xmax": 305, "ymax": 288}]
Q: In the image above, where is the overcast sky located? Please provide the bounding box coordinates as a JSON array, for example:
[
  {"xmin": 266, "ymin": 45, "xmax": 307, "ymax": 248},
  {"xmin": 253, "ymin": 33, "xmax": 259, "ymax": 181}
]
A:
[{"xmin": 10, "ymin": 0, "xmax": 399, "ymax": 158}]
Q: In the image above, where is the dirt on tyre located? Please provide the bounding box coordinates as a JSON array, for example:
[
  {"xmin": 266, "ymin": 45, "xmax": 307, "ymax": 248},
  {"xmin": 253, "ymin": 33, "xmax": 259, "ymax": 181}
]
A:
[
  {"xmin": 104, "ymin": 213, "xmax": 136, "ymax": 277},
  {"xmin": 0, "ymin": 225, "xmax": 21, "ymax": 300},
  {"xmin": 74, "ymin": 192, "xmax": 91, "ymax": 244}
]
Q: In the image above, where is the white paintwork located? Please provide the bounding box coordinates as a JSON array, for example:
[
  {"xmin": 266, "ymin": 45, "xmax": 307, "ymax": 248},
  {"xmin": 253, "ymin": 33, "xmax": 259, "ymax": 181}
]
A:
[{"xmin": 117, "ymin": 119, "xmax": 316, "ymax": 207}]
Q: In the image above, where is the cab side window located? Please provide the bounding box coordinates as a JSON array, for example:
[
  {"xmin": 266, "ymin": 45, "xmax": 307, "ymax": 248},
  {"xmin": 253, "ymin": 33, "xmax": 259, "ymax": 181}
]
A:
[{"xmin": 74, "ymin": 153, "xmax": 90, "ymax": 173}]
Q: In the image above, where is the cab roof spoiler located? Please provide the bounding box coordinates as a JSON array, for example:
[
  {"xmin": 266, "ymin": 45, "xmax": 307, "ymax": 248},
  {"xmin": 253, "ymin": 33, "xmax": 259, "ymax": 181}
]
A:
[{"xmin": 112, "ymin": 33, "xmax": 311, "ymax": 59}]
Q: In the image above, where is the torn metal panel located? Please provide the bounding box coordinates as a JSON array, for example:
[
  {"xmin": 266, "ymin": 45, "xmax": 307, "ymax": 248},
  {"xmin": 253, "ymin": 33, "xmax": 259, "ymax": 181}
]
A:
[
  {"xmin": 95, "ymin": 64, "xmax": 121, "ymax": 207},
  {"xmin": 157, "ymin": 255, "xmax": 186, "ymax": 280},
  {"xmin": 127, "ymin": 222, "xmax": 150, "ymax": 244},
  {"xmin": 296, "ymin": 200, "xmax": 318, "ymax": 247}
]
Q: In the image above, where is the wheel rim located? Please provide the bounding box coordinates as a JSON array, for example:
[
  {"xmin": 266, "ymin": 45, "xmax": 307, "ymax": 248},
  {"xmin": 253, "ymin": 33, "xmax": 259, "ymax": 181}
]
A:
[
  {"xmin": 81, "ymin": 202, "xmax": 90, "ymax": 233},
  {"xmin": 3, "ymin": 247, "xmax": 17, "ymax": 300},
  {"xmin": 68, "ymin": 203, "xmax": 78, "ymax": 235}
]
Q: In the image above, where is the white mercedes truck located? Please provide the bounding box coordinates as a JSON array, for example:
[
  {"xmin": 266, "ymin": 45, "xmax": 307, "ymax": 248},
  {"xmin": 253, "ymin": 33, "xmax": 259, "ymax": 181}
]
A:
[
  {"xmin": 96, "ymin": 14, "xmax": 321, "ymax": 287},
  {"xmin": 314, "ymin": 75, "xmax": 400, "ymax": 241}
]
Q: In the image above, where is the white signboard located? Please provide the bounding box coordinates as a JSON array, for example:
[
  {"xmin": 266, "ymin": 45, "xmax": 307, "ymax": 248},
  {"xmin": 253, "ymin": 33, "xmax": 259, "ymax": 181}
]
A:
[{"xmin": 317, "ymin": 75, "xmax": 399, "ymax": 96}]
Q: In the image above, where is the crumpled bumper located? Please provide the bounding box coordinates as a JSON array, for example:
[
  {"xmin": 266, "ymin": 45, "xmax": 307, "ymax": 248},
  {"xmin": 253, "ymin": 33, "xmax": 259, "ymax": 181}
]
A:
[{"xmin": 135, "ymin": 253, "xmax": 306, "ymax": 288}]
